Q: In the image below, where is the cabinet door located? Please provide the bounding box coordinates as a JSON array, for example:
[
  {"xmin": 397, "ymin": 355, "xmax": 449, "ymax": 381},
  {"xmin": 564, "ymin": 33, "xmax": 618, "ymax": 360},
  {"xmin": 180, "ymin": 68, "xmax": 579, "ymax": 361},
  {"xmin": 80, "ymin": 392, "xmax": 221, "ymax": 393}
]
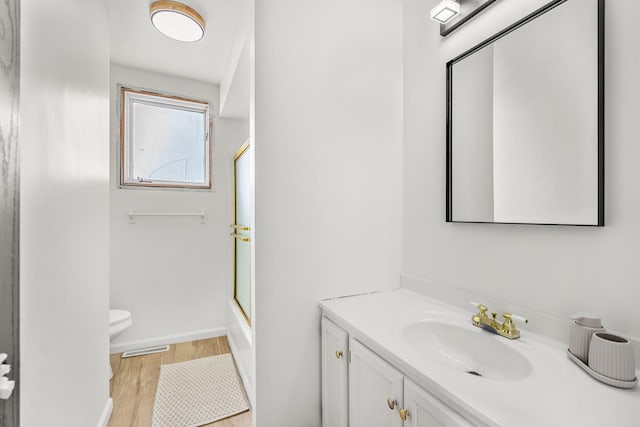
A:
[
  {"xmin": 349, "ymin": 338, "xmax": 404, "ymax": 427},
  {"xmin": 321, "ymin": 317, "xmax": 349, "ymax": 427},
  {"xmin": 402, "ymin": 379, "xmax": 473, "ymax": 427}
]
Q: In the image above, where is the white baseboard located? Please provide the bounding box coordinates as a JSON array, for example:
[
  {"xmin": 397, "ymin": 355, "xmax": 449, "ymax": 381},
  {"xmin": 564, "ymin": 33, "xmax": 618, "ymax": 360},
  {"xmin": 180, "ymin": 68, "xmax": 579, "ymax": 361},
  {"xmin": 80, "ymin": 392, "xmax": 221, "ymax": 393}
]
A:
[
  {"xmin": 227, "ymin": 328, "xmax": 254, "ymax": 407},
  {"xmin": 97, "ymin": 397, "xmax": 113, "ymax": 427},
  {"xmin": 110, "ymin": 327, "xmax": 226, "ymax": 354}
]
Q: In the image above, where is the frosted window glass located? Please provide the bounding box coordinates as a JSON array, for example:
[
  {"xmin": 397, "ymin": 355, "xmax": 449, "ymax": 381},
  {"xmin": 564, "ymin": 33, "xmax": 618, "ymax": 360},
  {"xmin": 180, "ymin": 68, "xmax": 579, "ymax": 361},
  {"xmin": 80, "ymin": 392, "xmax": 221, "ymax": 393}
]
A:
[
  {"xmin": 132, "ymin": 102, "xmax": 206, "ymax": 183},
  {"xmin": 121, "ymin": 88, "xmax": 211, "ymax": 189}
]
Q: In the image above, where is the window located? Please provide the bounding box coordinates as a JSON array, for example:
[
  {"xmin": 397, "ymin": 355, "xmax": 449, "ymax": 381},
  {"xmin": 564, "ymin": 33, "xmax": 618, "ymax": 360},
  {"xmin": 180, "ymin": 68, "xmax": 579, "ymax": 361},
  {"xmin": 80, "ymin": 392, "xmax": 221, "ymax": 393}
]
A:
[{"xmin": 120, "ymin": 87, "xmax": 211, "ymax": 189}]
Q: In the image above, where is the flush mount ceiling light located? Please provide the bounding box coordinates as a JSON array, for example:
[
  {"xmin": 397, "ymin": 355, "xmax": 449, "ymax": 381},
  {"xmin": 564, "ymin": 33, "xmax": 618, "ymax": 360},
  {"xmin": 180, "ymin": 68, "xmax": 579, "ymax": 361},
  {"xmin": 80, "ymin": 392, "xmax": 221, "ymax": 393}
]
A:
[
  {"xmin": 430, "ymin": 0, "xmax": 461, "ymax": 24},
  {"xmin": 149, "ymin": 1, "xmax": 206, "ymax": 42}
]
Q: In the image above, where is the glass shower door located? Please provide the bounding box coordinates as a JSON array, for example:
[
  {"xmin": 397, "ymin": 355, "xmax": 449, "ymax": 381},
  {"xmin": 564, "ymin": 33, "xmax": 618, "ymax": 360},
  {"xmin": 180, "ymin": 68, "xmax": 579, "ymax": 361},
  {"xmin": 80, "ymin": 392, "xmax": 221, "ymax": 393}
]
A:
[{"xmin": 232, "ymin": 142, "xmax": 251, "ymax": 324}]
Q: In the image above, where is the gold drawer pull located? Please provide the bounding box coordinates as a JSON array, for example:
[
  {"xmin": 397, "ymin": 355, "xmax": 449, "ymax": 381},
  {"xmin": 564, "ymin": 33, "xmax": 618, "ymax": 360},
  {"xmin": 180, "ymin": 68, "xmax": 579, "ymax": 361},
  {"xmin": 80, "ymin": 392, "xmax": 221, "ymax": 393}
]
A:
[
  {"xmin": 387, "ymin": 398, "xmax": 397, "ymax": 410},
  {"xmin": 399, "ymin": 408, "xmax": 410, "ymax": 421},
  {"xmin": 335, "ymin": 350, "xmax": 343, "ymax": 359}
]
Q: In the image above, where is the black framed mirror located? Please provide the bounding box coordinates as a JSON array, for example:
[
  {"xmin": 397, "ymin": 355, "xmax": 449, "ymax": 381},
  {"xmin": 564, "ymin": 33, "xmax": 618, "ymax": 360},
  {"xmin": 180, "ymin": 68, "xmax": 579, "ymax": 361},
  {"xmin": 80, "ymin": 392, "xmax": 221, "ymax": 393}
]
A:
[{"xmin": 446, "ymin": 0, "xmax": 604, "ymax": 226}]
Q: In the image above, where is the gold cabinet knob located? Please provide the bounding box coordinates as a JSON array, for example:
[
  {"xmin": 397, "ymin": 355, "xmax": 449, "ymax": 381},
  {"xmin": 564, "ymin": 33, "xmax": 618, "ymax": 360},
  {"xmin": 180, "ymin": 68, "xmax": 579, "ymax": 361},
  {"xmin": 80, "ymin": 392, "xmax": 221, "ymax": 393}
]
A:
[
  {"xmin": 335, "ymin": 350, "xmax": 343, "ymax": 359},
  {"xmin": 387, "ymin": 398, "xmax": 397, "ymax": 410},
  {"xmin": 399, "ymin": 408, "xmax": 410, "ymax": 421}
]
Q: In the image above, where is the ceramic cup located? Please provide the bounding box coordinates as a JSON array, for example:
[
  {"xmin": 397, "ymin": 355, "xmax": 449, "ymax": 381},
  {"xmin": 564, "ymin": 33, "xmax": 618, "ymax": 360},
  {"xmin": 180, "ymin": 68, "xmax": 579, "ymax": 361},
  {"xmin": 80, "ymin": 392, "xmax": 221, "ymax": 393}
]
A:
[
  {"xmin": 569, "ymin": 322, "xmax": 605, "ymax": 364},
  {"xmin": 588, "ymin": 332, "xmax": 636, "ymax": 381}
]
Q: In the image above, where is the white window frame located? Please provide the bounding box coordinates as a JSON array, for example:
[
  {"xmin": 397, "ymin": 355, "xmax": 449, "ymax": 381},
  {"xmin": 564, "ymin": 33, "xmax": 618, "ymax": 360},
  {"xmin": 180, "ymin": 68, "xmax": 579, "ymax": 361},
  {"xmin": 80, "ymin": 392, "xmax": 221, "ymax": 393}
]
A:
[{"xmin": 119, "ymin": 86, "xmax": 212, "ymax": 189}]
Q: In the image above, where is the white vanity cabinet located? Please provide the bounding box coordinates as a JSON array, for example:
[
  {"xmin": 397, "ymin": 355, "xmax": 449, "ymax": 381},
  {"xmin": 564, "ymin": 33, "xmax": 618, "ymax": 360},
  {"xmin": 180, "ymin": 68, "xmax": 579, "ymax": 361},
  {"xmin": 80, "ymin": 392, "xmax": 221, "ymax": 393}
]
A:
[
  {"xmin": 403, "ymin": 378, "xmax": 473, "ymax": 427},
  {"xmin": 321, "ymin": 316, "xmax": 349, "ymax": 427},
  {"xmin": 349, "ymin": 338, "xmax": 404, "ymax": 427},
  {"xmin": 321, "ymin": 314, "xmax": 475, "ymax": 427}
]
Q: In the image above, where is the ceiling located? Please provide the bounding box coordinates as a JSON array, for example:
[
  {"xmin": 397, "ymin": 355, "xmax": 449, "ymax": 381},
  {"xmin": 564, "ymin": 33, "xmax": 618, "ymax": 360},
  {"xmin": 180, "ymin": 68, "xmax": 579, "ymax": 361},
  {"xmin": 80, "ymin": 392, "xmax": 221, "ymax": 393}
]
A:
[{"xmin": 107, "ymin": 0, "xmax": 240, "ymax": 84}]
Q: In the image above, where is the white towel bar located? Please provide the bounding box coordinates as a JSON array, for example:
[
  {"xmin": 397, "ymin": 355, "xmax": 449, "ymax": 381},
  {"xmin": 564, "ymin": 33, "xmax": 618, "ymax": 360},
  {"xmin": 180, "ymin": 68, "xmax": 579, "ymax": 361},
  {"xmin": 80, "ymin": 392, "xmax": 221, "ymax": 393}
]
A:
[{"xmin": 128, "ymin": 210, "xmax": 206, "ymax": 224}]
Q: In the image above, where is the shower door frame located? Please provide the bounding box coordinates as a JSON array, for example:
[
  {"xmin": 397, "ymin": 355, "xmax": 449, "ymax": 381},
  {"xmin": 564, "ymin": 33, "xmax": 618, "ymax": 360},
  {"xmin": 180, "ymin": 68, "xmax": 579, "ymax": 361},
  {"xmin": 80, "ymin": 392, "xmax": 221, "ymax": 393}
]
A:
[{"xmin": 232, "ymin": 141, "xmax": 252, "ymax": 325}]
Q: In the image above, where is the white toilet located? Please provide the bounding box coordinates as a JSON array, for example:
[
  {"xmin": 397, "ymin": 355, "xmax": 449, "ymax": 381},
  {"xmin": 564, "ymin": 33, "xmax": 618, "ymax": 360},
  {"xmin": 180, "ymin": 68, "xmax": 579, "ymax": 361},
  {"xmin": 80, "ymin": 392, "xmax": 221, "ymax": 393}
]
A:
[
  {"xmin": 109, "ymin": 309, "xmax": 133, "ymax": 379},
  {"xmin": 109, "ymin": 309, "xmax": 133, "ymax": 341}
]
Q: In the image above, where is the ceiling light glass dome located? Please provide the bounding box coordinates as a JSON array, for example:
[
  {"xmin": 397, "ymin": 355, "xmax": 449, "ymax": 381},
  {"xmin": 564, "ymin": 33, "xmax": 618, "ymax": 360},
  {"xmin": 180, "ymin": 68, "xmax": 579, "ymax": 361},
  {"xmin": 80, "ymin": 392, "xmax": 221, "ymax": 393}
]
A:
[{"xmin": 149, "ymin": 1, "xmax": 206, "ymax": 42}]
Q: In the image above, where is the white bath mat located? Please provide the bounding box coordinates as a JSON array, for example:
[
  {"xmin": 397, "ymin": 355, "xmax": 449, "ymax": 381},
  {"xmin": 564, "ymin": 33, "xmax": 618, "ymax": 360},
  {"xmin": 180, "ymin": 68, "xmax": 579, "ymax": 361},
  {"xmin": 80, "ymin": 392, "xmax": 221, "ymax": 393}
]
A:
[{"xmin": 152, "ymin": 354, "xmax": 250, "ymax": 427}]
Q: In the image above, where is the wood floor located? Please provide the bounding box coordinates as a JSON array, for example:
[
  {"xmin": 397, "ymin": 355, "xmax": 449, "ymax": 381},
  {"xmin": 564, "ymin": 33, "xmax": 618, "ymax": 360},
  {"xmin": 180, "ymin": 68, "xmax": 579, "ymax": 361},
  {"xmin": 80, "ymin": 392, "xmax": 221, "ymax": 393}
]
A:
[{"xmin": 109, "ymin": 337, "xmax": 252, "ymax": 427}]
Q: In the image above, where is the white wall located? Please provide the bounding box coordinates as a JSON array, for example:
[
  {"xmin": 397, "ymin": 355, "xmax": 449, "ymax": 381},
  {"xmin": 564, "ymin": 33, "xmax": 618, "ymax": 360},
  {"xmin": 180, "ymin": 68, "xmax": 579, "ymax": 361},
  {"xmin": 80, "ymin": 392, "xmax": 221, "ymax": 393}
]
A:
[
  {"xmin": 404, "ymin": 0, "xmax": 640, "ymax": 343},
  {"xmin": 20, "ymin": 0, "xmax": 111, "ymax": 425},
  {"xmin": 220, "ymin": 0, "xmax": 251, "ymax": 119},
  {"xmin": 253, "ymin": 0, "xmax": 403, "ymax": 425},
  {"xmin": 109, "ymin": 64, "xmax": 247, "ymax": 351}
]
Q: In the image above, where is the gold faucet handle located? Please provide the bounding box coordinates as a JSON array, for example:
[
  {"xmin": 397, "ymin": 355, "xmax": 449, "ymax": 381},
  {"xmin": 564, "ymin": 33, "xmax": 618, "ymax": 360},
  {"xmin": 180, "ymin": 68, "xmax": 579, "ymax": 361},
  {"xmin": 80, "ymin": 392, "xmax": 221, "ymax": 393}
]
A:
[
  {"xmin": 469, "ymin": 301, "xmax": 488, "ymax": 315},
  {"xmin": 502, "ymin": 313, "xmax": 515, "ymax": 329},
  {"xmin": 499, "ymin": 313, "xmax": 519, "ymax": 339},
  {"xmin": 502, "ymin": 313, "xmax": 528, "ymax": 328},
  {"xmin": 470, "ymin": 302, "xmax": 489, "ymax": 325}
]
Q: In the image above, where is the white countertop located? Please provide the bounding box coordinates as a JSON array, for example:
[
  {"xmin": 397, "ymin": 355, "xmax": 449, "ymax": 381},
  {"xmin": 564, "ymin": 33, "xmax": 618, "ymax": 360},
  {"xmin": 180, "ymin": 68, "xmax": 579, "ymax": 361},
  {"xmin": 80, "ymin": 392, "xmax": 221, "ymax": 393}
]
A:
[{"xmin": 319, "ymin": 288, "xmax": 640, "ymax": 427}]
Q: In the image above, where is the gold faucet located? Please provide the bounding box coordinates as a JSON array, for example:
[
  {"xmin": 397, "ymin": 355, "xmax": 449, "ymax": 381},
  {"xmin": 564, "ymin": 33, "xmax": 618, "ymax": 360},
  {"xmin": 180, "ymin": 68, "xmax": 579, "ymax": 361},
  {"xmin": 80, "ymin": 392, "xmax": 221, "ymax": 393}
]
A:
[{"xmin": 471, "ymin": 303, "xmax": 527, "ymax": 340}]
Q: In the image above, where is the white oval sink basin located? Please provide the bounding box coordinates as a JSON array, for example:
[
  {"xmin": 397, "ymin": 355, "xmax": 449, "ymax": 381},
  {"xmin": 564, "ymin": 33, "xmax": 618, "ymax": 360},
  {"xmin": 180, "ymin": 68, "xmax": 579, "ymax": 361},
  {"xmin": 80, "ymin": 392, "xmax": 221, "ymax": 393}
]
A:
[{"xmin": 404, "ymin": 321, "xmax": 533, "ymax": 381}]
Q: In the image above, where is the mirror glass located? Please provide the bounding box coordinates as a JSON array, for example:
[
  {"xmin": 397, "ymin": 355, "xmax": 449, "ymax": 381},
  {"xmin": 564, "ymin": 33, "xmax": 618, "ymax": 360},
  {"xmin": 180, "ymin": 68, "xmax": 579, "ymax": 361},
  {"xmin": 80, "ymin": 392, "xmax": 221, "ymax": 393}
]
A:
[{"xmin": 447, "ymin": 0, "xmax": 603, "ymax": 225}]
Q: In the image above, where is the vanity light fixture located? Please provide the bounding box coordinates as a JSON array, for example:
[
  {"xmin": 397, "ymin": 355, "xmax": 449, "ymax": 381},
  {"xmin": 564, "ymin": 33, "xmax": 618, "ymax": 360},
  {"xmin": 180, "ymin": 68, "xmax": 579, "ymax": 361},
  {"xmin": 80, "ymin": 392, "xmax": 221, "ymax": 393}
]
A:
[
  {"xmin": 149, "ymin": 1, "xmax": 206, "ymax": 42},
  {"xmin": 430, "ymin": 0, "xmax": 461, "ymax": 24}
]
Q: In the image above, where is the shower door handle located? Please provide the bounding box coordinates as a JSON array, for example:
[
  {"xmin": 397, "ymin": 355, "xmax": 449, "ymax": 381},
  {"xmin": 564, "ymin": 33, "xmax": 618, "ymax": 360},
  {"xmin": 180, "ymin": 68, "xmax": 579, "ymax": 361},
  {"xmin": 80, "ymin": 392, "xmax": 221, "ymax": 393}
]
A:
[
  {"xmin": 230, "ymin": 224, "xmax": 251, "ymax": 231},
  {"xmin": 230, "ymin": 233, "xmax": 251, "ymax": 242}
]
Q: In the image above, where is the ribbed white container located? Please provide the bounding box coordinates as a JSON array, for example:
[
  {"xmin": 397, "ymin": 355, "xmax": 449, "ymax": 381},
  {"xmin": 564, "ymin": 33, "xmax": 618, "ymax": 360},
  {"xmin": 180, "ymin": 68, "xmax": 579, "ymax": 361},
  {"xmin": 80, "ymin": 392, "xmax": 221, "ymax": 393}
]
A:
[
  {"xmin": 569, "ymin": 322, "xmax": 604, "ymax": 364},
  {"xmin": 588, "ymin": 332, "xmax": 636, "ymax": 381}
]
